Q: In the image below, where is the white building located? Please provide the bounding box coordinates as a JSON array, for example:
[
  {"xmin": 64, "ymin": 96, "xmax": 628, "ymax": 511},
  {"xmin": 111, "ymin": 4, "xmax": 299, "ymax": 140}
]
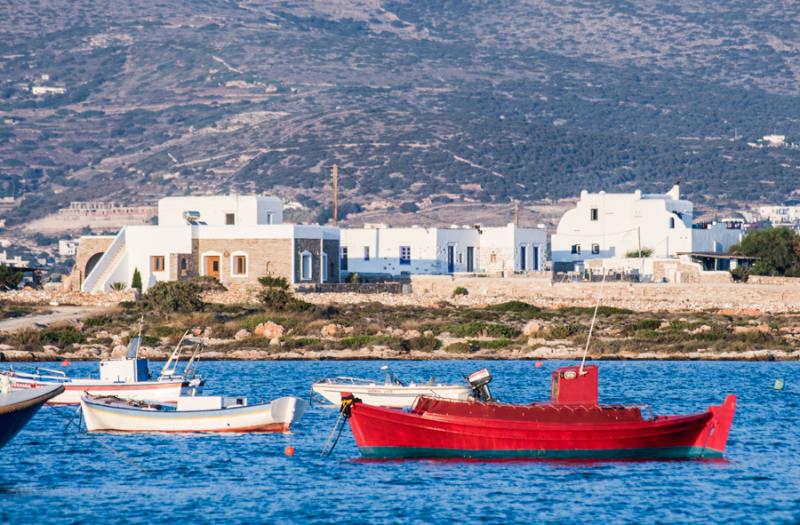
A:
[
  {"xmin": 157, "ymin": 195, "xmax": 282, "ymax": 227},
  {"xmin": 551, "ymin": 184, "xmax": 744, "ymax": 269},
  {"xmin": 757, "ymin": 205, "xmax": 800, "ymax": 228},
  {"xmin": 340, "ymin": 223, "xmax": 547, "ymax": 277},
  {"xmin": 72, "ymin": 195, "xmax": 338, "ymax": 292},
  {"xmin": 31, "ymin": 86, "xmax": 66, "ymax": 95},
  {"xmin": 58, "ymin": 239, "xmax": 79, "ymax": 257}
]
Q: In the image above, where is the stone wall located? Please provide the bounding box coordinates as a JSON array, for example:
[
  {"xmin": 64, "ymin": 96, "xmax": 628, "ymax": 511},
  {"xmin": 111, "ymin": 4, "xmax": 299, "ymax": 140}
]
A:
[
  {"xmin": 65, "ymin": 236, "xmax": 115, "ymax": 291},
  {"xmin": 195, "ymin": 238, "xmax": 292, "ymax": 286},
  {"xmin": 748, "ymin": 275, "xmax": 800, "ymax": 286},
  {"xmin": 407, "ymin": 275, "xmax": 800, "ymax": 313}
]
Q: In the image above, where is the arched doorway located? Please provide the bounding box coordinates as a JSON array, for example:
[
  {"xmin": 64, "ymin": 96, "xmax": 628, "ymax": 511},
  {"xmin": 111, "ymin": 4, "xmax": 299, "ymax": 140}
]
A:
[{"xmin": 85, "ymin": 252, "xmax": 104, "ymax": 277}]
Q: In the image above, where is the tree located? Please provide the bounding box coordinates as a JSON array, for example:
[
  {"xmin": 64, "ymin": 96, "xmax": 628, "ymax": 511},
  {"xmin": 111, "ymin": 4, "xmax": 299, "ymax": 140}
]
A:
[
  {"xmin": 131, "ymin": 267, "xmax": 142, "ymax": 291},
  {"xmin": 257, "ymin": 274, "xmax": 311, "ymax": 311},
  {"xmin": 140, "ymin": 281, "xmax": 204, "ymax": 314},
  {"xmin": 729, "ymin": 227, "xmax": 800, "ymax": 277},
  {"xmin": 625, "ymin": 247, "xmax": 654, "ymax": 258},
  {"xmin": 0, "ymin": 264, "xmax": 23, "ymax": 290}
]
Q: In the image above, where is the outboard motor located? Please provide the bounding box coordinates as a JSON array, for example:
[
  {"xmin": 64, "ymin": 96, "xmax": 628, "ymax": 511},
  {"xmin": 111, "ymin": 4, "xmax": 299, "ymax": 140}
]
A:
[{"xmin": 467, "ymin": 368, "xmax": 494, "ymax": 402}]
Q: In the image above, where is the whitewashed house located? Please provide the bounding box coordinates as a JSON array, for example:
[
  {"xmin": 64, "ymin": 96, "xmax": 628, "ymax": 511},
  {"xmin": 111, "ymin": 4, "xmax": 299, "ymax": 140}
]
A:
[
  {"xmin": 551, "ymin": 183, "xmax": 744, "ymax": 270},
  {"xmin": 339, "ymin": 223, "xmax": 546, "ymax": 277},
  {"xmin": 71, "ymin": 195, "xmax": 339, "ymax": 292}
]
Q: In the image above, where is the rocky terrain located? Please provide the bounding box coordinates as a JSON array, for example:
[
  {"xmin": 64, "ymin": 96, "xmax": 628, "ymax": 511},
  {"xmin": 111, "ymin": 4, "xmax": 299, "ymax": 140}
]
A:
[{"xmin": 2, "ymin": 0, "xmax": 800, "ymax": 235}]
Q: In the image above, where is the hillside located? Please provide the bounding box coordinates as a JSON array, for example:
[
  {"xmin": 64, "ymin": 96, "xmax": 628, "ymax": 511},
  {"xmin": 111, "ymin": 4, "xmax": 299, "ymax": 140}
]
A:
[{"xmin": 1, "ymin": 0, "xmax": 800, "ymax": 227}]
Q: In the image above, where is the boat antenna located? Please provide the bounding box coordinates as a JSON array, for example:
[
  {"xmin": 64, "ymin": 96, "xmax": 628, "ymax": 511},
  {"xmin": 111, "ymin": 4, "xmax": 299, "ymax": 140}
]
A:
[
  {"xmin": 579, "ymin": 269, "xmax": 607, "ymax": 375},
  {"xmin": 135, "ymin": 315, "xmax": 144, "ymax": 359}
]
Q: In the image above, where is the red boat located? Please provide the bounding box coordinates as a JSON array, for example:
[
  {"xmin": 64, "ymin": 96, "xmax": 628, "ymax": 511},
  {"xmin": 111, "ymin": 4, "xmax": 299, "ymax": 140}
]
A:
[{"xmin": 346, "ymin": 365, "xmax": 736, "ymax": 460}]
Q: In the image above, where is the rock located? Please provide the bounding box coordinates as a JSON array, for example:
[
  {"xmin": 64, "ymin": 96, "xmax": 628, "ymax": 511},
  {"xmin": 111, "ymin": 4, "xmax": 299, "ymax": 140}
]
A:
[
  {"xmin": 688, "ymin": 325, "xmax": 712, "ymax": 334},
  {"xmin": 191, "ymin": 327, "xmax": 203, "ymax": 336},
  {"xmin": 203, "ymin": 326, "xmax": 214, "ymax": 338},
  {"xmin": 522, "ymin": 320, "xmax": 542, "ymax": 336},
  {"xmin": 423, "ymin": 330, "xmax": 434, "ymax": 338},
  {"xmin": 733, "ymin": 324, "xmax": 770, "ymax": 334},
  {"xmin": 404, "ymin": 329, "xmax": 421, "ymax": 339},
  {"xmin": 269, "ymin": 337, "xmax": 281, "ymax": 346},
  {"xmin": 234, "ymin": 329, "xmax": 251, "ymax": 341},
  {"xmin": 320, "ymin": 323, "xmax": 341, "ymax": 338},
  {"xmin": 111, "ymin": 344, "xmax": 129, "ymax": 358},
  {"xmin": 255, "ymin": 321, "xmax": 284, "ymax": 339}
]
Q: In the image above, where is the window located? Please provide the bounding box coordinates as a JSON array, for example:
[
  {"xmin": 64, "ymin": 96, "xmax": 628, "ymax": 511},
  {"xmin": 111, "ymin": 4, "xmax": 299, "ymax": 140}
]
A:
[
  {"xmin": 232, "ymin": 255, "xmax": 247, "ymax": 276},
  {"xmin": 180, "ymin": 258, "xmax": 187, "ymax": 270},
  {"xmin": 591, "ymin": 243, "xmax": 600, "ymax": 254},
  {"xmin": 571, "ymin": 244, "xmax": 581, "ymax": 255},
  {"xmin": 340, "ymin": 247, "xmax": 348, "ymax": 271},
  {"xmin": 399, "ymin": 246, "xmax": 411, "ymax": 265},
  {"xmin": 151, "ymin": 256, "xmax": 165, "ymax": 272},
  {"xmin": 490, "ymin": 252, "xmax": 497, "ymax": 264},
  {"xmin": 322, "ymin": 253, "xmax": 329, "ymax": 281},
  {"xmin": 301, "ymin": 251, "xmax": 312, "ymax": 280},
  {"xmin": 669, "ymin": 217, "xmax": 676, "ymax": 229},
  {"xmin": 363, "ymin": 246, "xmax": 370, "ymax": 261},
  {"xmin": 590, "ymin": 208, "xmax": 599, "ymax": 221},
  {"xmin": 225, "ymin": 213, "xmax": 236, "ymax": 225},
  {"xmin": 266, "ymin": 212, "xmax": 274, "ymax": 225}
]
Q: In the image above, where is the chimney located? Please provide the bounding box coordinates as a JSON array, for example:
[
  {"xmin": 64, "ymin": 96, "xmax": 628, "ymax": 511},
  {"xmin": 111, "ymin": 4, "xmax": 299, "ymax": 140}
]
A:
[{"xmin": 667, "ymin": 178, "xmax": 681, "ymax": 200}]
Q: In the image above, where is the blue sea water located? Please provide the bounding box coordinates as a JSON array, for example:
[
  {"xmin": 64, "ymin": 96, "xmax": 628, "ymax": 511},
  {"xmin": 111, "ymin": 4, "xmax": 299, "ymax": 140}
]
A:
[{"xmin": 1, "ymin": 359, "xmax": 799, "ymax": 524}]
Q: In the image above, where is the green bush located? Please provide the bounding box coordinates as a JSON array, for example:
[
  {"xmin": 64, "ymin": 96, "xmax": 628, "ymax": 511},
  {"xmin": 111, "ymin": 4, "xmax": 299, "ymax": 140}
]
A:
[
  {"xmin": 443, "ymin": 341, "xmax": 479, "ymax": 353},
  {"xmin": 452, "ymin": 286, "xmax": 469, "ymax": 297},
  {"xmin": 0, "ymin": 264, "xmax": 23, "ymax": 290},
  {"xmin": 557, "ymin": 306, "xmax": 634, "ymax": 316},
  {"xmin": 84, "ymin": 315, "xmax": 113, "ymax": 327},
  {"xmin": 188, "ymin": 275, "xmax": 227, "ymax": 292},
  {"xmin": 469, "ymin": 338, "xmax": 515, "ymax": 349},
  {"xmin": 141, "ymin": 281, "xmax": 204, "ymax": 314},
  {"xmin": 438, "ymin": 322, "xmax": 520, "ymax": 338},
  {"xmin": 406, "ymin": 335, "xmax": 441, "ymax": 352},
  {"xmin": 335, "ymin": 335, "xmax": 396, "ymax": 349},
  {"xmin": 547, "ymin": 323, "xmax": 587, "ymax": 339},
  {"xmin": 131, "ymin": 267, "xmax": 142, "ymax": 291},
  {"xmin": 625, "ymin": 247, "xmax": 654, "ymax": 258},
  {"xmin": 40, "ymin": 326, "xmax": 84, "ymax": 346},
  {"xmin": 487, "ymin": 301, "xmax": 542, "ymax": 316},
  {"xmin": 110, "ymin": 282, "xmax": 126, "ymax": 291}
]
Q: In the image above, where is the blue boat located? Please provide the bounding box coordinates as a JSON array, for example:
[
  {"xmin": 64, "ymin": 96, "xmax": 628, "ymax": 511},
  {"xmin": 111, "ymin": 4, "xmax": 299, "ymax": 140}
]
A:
[{"xmin": 0, "ymin": 382, "xmax": 64, "ymax": 449}]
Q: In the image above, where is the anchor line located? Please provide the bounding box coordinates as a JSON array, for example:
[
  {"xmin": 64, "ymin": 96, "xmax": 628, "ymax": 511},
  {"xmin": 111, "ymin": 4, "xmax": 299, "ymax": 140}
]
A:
[
  {"xmin": 48, "ymin": 406, "xmax": 151, "ymax": 474},
  {"xmin": 320, "ymin": 398, "xmax": 354, "ymax": 457}
]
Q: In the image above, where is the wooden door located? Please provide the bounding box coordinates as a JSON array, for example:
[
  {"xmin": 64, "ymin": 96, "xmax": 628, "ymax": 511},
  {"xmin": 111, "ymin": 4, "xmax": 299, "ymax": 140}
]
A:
[{"xmin": 205, "ymin": 256, "xmax": 221, "ymax": 279}]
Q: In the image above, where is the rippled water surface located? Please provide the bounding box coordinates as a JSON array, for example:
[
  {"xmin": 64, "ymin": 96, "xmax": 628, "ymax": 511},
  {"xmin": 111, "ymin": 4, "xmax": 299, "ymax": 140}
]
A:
[{"xmin": 1, "ymin": 360, "xmax": 799, "ymax": 524}]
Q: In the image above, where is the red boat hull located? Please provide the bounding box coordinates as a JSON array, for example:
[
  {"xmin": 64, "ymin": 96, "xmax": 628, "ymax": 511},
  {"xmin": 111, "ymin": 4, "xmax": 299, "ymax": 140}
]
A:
[{"xmin": 348, "ymin": 395, "xmax": 736, "ymax": 460}]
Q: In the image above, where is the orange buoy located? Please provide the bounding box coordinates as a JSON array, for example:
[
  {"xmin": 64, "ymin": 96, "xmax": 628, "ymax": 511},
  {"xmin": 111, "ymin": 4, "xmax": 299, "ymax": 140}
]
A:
[
  {"xmin": 61, "ymin": 360, "xmax": 71, "ymax": 367},
  {"xmin": 284, "ymin": 446, "xmax": 296, "ymax": 457},
  {"xmin": 535, "ymin": 361, "xmax": 543, "ymax": 368}
]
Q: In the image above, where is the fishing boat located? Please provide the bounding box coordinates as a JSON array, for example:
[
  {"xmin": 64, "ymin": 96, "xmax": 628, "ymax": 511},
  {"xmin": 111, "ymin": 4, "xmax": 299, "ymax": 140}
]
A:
[
  {"xmin": 0, "ymin": 375, "xmax": 64, "ymax": 449},
  {"xmin": 80, "ymin": 394, "xmax": 307, "ymax": 433},
  {"xmin": 157, "ymin": 330, "xmax": 205, "ymax": 388},
  {"xmin": 344, "ymin": 365, "xmax": 737, "ymax": 460},
  {"xmin": 2, "ymin": 334, "xmax": 186, "ymax": 405},
  {"xmin": 312, "ymin": 366, "xmax": 473, "ymax": 408}
]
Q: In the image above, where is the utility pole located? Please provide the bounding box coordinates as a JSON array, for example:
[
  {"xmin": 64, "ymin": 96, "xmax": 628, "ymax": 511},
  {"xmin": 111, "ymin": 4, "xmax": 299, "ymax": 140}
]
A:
[
  {"xmin": 637, "ymin": 226, "xmax": 642, "ymax": 258},
  {"xmin": 332, "ymin": 163, "xmax": 339, "ymax": 225},
  {"xmin": 514, "ymin": 200, "xmax": 520, "ymax": 227}
]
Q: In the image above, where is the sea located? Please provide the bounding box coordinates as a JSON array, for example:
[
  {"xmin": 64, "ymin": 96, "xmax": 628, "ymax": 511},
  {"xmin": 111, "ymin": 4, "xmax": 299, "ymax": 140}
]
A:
[{"xmin": 1, "ymin": 360, "xmax": 798, "ymax": 524}]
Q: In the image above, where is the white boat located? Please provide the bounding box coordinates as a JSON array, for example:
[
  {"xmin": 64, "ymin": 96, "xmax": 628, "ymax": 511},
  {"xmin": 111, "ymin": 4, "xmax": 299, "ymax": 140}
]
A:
[
  {"xmin": 80, "ymin": 394, "xmax": 307, "ymax": 433},
  {"xmin": 2, "ymin": 334, "xmax": 186, "ymax": 405},
  {"xmin": 157, "ymin": 330, "xmax": 205, "ymax": 388},
  {"xmin": 312, "ymin": 367, "xmax": 474, "ymax": 408},
  {"xmin": 0, "ymin": 376, "xmax": 64, "ymax": 449}
]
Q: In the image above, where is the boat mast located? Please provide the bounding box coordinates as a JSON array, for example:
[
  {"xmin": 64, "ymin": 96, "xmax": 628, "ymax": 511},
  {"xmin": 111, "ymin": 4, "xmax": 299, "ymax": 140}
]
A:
[{"xmin": 579, "ymin": 270, "xmax": 607, "ymax": 375}]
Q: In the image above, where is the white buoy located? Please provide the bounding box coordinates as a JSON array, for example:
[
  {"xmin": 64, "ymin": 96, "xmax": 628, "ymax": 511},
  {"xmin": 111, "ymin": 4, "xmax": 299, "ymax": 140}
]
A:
[{"xmin": 774, "ymin": 378, "xmax": 785, "ymax": 391}]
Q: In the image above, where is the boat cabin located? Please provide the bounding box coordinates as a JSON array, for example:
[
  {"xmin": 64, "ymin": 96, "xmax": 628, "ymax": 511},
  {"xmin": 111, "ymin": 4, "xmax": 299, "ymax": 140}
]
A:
[
  {"xmin": 99, "ymin": 358, "xmax": 150, "ymax": 383},
  {"xmin": 176, "ymin": 396, "xmax": 247, "ymax": 411},
  {"xmin": 550, "ymin": 365, "xmax": 598, "ymax": 405}
]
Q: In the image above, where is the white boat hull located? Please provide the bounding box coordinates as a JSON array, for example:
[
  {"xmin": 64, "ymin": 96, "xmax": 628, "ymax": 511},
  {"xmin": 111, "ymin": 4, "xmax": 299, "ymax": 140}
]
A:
[
  {"xmin": 7, "ymin": 375, "xmax": 186, "ymax": 405},
  {"xmin": 80, "ymin": 396, "xmax": 307, "ymax": 433},
  {"xmin": 312, "ymin": 383, "xmax": 473, "ymax": 408}
]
